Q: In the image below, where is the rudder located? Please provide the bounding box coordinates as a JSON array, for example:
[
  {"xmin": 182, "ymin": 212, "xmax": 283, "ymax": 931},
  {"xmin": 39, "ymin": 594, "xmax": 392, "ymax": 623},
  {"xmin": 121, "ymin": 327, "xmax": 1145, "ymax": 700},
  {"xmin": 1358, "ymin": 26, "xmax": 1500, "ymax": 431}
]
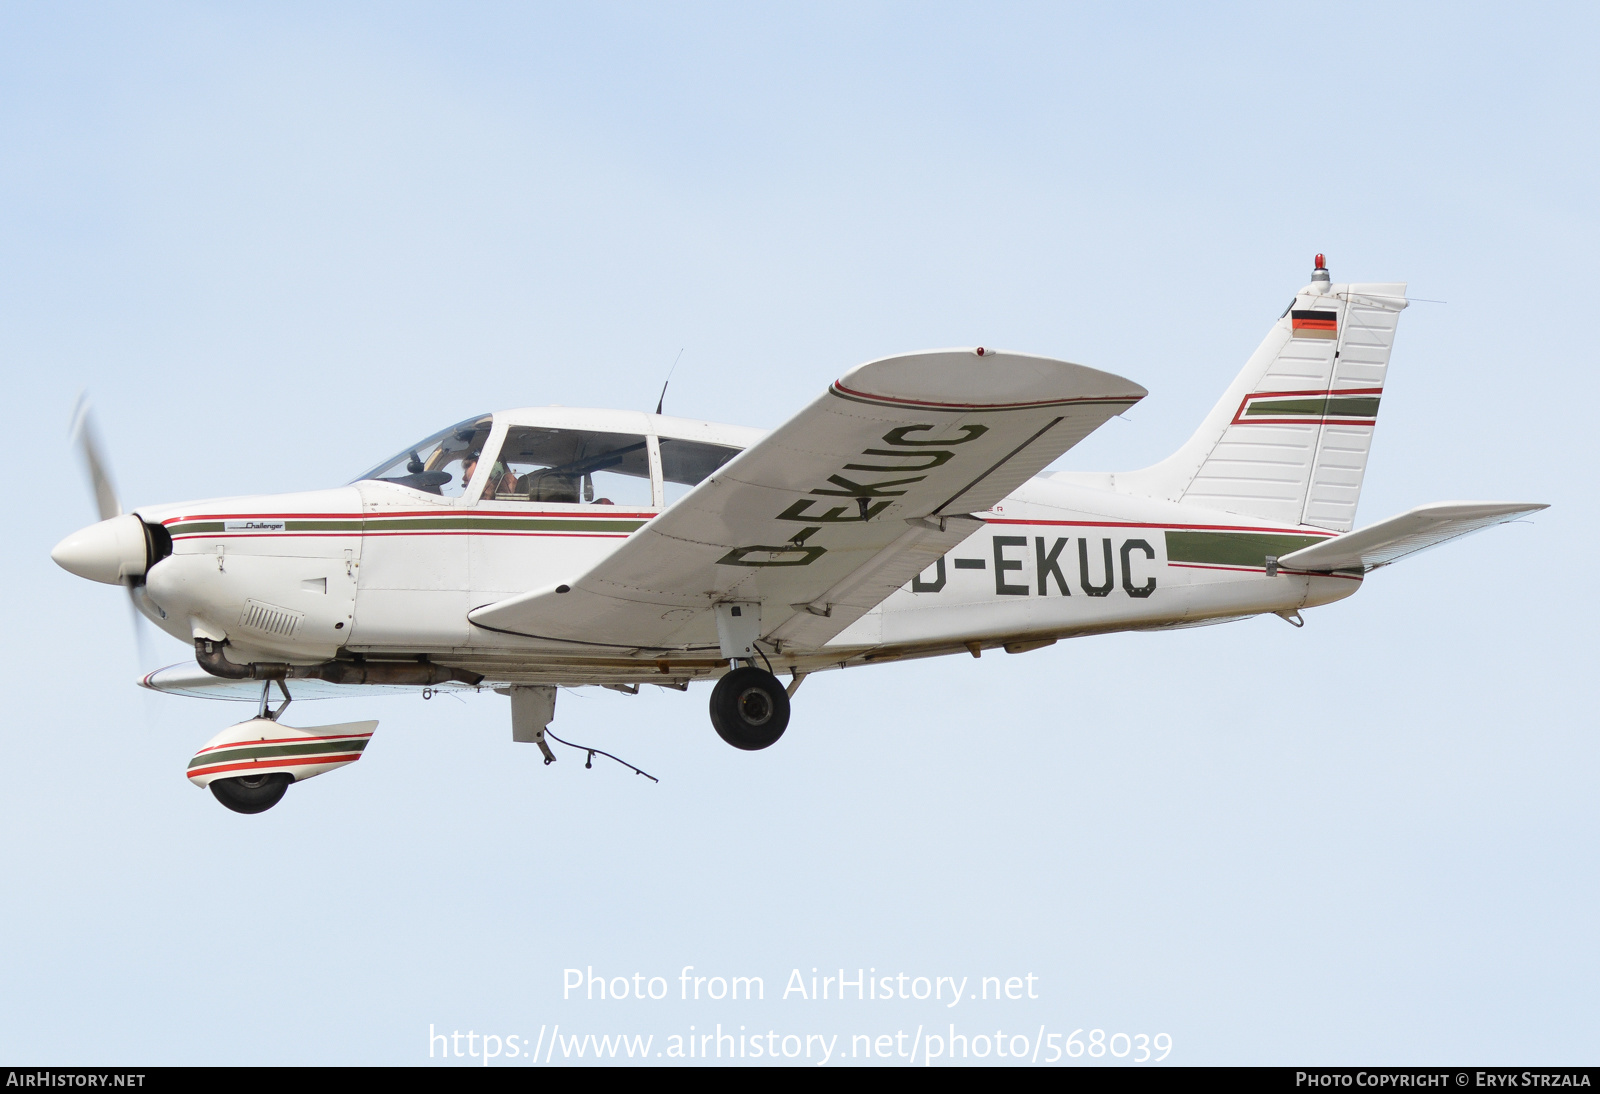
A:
[{"xmin": 1114, "ymin": 257, "xmax": 1407, "ymax": 531}]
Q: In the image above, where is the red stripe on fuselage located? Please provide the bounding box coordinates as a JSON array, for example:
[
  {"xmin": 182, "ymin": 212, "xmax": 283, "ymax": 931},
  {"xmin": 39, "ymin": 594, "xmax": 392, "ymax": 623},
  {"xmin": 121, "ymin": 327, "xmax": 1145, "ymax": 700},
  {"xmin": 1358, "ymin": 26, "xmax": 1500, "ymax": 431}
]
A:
[
  {"xmin": 164, "ymin": 509, "xmax": 657, "ymax": 524},
  {"xmin": 169, "ymin": 531, "xmax": 634, "ymax": 542}
]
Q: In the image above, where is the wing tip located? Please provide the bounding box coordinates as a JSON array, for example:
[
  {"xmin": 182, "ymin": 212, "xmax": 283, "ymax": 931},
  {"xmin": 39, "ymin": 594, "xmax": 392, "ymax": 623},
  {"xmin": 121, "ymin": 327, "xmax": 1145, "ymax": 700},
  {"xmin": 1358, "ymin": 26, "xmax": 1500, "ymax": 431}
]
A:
[{"xmin": 833, "ymin": 349, "xmax": 1146, "ymax": 410}]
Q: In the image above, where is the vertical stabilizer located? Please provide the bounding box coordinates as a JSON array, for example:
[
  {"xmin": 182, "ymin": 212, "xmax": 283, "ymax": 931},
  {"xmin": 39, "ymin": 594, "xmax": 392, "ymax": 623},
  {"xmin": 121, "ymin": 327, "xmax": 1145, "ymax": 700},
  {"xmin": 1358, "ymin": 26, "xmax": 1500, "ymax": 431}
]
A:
[{"xmin": 1113, "ymin": 257, "xmax": 1407, "ymax": 531}]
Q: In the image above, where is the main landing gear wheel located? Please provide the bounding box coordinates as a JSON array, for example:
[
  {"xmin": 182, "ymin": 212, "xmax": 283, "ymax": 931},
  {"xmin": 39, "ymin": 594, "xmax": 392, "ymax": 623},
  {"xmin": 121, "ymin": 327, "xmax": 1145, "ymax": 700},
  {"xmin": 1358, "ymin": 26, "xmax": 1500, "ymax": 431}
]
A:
[
  {"xmin": 709, "ymin": 666, "xmax": 790, "ymax": 751},
  {"xmin": 209, "ymin": 772, "xmax": 291, "ymax": 814}
]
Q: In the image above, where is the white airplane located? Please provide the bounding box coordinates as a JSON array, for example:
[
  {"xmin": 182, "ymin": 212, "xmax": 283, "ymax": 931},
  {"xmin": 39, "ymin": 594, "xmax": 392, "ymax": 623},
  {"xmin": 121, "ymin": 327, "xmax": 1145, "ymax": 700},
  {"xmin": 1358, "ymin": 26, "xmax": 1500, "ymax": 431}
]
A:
[{"xmin": 53, "ymin": 257, "xmax": 1546, "ymax": 814}]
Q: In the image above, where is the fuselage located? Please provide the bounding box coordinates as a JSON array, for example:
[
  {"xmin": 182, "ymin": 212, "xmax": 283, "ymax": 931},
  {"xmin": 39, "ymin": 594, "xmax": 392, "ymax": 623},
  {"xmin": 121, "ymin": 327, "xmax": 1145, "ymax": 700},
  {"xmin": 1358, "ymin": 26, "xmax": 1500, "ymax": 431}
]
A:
[{"xmin": 122, "ymin": 407, "xmax": 1360, "ymax": 689}]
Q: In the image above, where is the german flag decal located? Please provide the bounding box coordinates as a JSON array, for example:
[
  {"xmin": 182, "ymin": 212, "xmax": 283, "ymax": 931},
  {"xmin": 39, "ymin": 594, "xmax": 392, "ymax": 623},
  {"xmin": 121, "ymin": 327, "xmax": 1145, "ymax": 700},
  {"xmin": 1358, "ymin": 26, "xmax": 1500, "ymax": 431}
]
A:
[
  {"xmin": 1232, "ymin": 388, "xmax": 1381, "ymax": 426},
  {"xmin": 1290, "ymin": 309, "xmax": 1338, "ymax": 340}
]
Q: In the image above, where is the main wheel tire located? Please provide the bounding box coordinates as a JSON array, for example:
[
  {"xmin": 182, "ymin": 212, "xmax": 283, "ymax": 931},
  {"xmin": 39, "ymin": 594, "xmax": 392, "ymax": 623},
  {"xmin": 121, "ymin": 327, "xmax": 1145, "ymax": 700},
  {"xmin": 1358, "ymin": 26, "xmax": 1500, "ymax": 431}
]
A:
[
  {"xmin": 209, "ymin": 772, "xmax": 291, "ymax": 814},
  {"xmin": 709, "ymin": 666, "xmax": 790, "ymax": 751}
]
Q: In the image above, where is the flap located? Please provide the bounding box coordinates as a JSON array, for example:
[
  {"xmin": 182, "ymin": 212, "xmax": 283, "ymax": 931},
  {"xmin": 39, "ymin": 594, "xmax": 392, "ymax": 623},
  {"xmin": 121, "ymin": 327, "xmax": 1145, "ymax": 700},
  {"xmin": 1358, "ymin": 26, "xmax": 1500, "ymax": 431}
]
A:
[
  {"xmin": 1277, "ymin": 501, "xmax": 1548, "ymax": 573},
  {"xmin": 468, "ymin": 348, "xmax": 1146, "ymax": 652}
]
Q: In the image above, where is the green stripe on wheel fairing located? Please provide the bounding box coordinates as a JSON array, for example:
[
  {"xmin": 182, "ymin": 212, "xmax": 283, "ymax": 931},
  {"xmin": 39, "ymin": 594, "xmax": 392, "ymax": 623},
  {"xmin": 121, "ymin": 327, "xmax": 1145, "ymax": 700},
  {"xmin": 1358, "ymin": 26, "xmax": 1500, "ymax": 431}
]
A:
[
  {"xmin": 188, "ymin": 738, "xmax": 370, "ymax": 770},
  {"xmin": 1164, "ymin": 531, "xmax": 1329, "ymax": 568}
]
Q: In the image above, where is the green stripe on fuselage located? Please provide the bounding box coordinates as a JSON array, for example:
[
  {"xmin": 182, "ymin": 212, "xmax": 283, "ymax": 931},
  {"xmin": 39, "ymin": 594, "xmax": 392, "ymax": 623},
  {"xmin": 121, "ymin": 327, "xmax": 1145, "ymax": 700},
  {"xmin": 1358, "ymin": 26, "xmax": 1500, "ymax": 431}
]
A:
[
  {"xmin": 364, "ymin": 516, "xmax": 646, "ymax": 533},
  {"xmin": 286, "ymin": 520, "xmax": 364, "ymax": 532},
  {"xmin": 168, "ymin": 516, "xmax": 646, "ymax": 535},
  {"xmin": 1164, "ymin": 530, "xmax": 1329, "ymax": 568}
]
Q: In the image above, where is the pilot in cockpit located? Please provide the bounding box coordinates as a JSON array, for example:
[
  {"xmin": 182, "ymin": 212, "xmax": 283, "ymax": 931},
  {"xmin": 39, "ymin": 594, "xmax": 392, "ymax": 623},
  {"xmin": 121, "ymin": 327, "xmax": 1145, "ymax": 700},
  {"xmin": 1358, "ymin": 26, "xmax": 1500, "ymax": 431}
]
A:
[{"xmin": 463, "ymin": 455, "xmax": 519, "ymax": 501}]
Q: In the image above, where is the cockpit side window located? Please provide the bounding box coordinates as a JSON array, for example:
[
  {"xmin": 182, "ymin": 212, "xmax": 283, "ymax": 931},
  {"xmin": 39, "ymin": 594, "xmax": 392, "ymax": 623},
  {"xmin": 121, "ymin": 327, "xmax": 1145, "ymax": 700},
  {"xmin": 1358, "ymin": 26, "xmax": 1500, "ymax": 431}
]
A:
[
  {"xmin": 353, "ymin": 415, "xmax": 492, "ymax": 498},
  {"xmin": 490, "ymin": 427, "xmax": 653, "ymax": 506},
  {"xmin": 658, "ymin": 437, "xmax": 742, "ymax": 505}
]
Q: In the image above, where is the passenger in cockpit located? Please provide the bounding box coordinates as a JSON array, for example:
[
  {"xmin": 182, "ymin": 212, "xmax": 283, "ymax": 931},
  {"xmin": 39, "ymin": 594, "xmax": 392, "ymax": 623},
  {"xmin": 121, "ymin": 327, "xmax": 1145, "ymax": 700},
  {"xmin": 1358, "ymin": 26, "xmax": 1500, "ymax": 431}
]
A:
[{"xmin": 525, "ymin": 472, "xmax": 580, "ymax": 503}]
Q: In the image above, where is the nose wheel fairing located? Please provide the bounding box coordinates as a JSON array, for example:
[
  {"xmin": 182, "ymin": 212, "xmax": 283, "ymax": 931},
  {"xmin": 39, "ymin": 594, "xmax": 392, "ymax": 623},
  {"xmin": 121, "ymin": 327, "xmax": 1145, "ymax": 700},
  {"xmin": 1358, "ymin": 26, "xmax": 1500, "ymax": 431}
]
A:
[{"xmin": 187, "ymin": 715, "xmax": 378, "ymax": 812}]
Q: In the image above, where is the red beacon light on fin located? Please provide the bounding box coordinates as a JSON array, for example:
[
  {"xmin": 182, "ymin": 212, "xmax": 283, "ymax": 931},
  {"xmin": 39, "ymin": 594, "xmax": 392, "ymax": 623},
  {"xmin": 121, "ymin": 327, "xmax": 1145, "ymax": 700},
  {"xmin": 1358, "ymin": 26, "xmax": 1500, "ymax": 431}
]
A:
[
  {"xmin": 1311, "ymin": 253, "xmax": 1331, "ymax": 285},
  {"xmin": 1314, "ymin": 253, "xmax": 1326, "ymax": 270}
]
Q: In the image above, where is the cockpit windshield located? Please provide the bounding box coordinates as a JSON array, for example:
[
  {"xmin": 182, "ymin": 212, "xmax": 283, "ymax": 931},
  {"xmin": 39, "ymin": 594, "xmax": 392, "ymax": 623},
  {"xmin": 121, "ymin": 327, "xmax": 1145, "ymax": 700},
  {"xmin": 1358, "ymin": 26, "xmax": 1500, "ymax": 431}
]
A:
[
  {"xmin": 353, "ymin": 415, "xmax": 493, "ymax": 497},
  {"xmin": 354, "ymin": 414, "xmax": 748, "ymax": 504}
]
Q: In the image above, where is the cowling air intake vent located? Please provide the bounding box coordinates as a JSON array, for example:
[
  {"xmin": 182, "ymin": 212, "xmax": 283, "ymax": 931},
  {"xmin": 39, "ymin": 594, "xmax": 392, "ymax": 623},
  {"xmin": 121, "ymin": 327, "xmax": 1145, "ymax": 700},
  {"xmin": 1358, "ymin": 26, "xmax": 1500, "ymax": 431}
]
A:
[{"xmin": 239, "ymin": 599, "xmax": 305, "ymax": 638}]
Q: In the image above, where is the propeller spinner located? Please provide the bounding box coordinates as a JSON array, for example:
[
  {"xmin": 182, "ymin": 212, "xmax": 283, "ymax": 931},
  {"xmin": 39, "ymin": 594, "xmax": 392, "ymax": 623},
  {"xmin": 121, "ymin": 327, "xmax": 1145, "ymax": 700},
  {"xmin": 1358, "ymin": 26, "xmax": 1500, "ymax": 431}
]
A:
[{"xmin": 52, "ymin": 397, "xmax": 170, "ymax": 663}]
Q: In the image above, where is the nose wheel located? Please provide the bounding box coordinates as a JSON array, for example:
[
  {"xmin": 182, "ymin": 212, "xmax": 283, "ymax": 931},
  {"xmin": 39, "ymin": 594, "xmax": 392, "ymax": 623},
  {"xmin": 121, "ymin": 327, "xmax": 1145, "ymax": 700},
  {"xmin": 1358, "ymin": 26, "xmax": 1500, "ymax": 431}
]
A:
[
  {"xmin": 709, "ymin": 666, "xmax": 790, "ymax": 750},
  {"xmin": 209, "ymin": 772, "xmax": 291, "ymax": 814}
]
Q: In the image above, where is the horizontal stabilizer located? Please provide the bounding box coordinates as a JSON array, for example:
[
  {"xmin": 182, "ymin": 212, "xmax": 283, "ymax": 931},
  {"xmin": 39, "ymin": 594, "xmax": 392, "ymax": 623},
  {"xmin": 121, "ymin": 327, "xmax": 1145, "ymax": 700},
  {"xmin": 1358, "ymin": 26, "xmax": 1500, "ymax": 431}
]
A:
[{"xmin": 1276, "ymin": 501, "xmax": 1548, "ymax": 573}]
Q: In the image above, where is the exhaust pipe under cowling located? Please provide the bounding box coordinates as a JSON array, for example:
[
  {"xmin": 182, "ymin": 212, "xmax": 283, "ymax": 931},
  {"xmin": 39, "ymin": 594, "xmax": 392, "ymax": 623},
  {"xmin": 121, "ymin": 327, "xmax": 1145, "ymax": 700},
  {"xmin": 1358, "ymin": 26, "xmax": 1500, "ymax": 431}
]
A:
[{"xmin": 193, "ymin": 638, "xmax": 483, "ymax": 687}]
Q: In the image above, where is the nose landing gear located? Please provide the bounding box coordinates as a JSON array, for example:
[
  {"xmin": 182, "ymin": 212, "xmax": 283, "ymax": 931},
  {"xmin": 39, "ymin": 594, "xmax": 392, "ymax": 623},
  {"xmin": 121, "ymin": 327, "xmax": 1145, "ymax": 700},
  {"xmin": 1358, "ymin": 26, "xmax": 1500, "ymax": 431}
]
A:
[
  {"xmin": 209, "ymin": 771, "xmax": 291, "ymax": 814},
  {"xmin": 188, "ymin": 680, "xmax": 377, "ymax": 814},
  {"xmin": 709, "ymin": 666, "xmax": 790, "ymax": 751}
]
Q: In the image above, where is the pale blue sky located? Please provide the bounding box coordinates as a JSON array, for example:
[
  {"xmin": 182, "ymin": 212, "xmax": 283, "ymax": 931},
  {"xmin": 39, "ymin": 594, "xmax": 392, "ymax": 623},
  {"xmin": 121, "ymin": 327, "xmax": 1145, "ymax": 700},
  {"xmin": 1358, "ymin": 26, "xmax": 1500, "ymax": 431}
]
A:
[{"xmin": 2, "ymin": 2, "xmax": 1594, "ymax": 1065}]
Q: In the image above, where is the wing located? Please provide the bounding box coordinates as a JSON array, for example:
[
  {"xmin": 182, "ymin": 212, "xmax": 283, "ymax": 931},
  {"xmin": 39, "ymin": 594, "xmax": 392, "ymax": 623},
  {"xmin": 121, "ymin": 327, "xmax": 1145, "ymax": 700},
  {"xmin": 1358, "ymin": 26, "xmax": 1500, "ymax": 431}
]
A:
[
  {"xmin": 468, "ymin": 348, "xmax": 1146, "ymax": 653},
  {"xmin": 1276, "ymin": 501, "xmax": 1548, "ymax": 573},
  {"xmin": 140, "ymin": 662, "xmax": 478, "ymax": 700}
]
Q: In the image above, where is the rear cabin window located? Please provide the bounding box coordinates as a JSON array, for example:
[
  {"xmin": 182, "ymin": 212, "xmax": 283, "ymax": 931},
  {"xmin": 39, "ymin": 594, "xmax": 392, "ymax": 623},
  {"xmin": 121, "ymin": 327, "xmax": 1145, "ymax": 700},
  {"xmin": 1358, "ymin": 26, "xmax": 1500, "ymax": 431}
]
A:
[
  {"xmin": 491, "ymin": 427, "xmax": 653, "ymax": 506},
  {"xmin": 658, "ymin": 438, "xmax": 742, "ymax": 505}
]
